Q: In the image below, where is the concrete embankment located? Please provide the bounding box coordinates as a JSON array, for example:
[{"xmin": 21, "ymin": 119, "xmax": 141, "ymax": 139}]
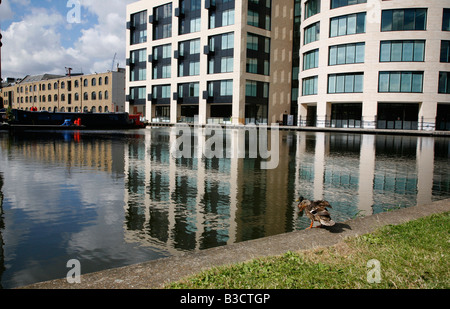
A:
[{"xmin": 20, "ymin": 198, "xmax": 450, "ymax": 289}]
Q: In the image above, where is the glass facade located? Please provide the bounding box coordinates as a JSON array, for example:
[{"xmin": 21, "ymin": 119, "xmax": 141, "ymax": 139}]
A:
[
  {"xmin": 381, "ymin": 9, "xmax": 427, "ymax": 31},
  {"xmin": 380, "ymin": 40, "xmax": 425, "ymax": 62},
  {"xmin": 330, "ymin": 12, "xmax": 366, "ymax": 37},
  {"xmin": 378, "ymin": 71, "xmax": 424, "ymax": 93},
  {"xmin": 329, "ymin": 42, "xmax": 365, "ymax": 65}
]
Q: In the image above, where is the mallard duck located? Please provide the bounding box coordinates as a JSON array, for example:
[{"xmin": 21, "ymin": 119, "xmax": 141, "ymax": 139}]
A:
[{"xmin": 297, "ymin": 196, "xmax": 335, "ymax": 229}]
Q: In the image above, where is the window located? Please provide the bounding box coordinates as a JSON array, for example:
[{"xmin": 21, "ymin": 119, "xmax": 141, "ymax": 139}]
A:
[
  {"xmin": 444, "ymin": 9, "xmax": 450, "ymax": 31},
  {"xmin": 209, "ymin": 33, "xmax": 234, "ymax": 74},
  {"xmin": 330, "ymin": 12, "xmax": 366, "ymax": 37},
  {"xmin": 178, "ymin": 82, "xmax": 199, "ymax": 103},
  {"xmin": 179, "ymin": 0, "xmax": 201, "ymax": 34},
  {"xmin": 441, "ymin": 41, "xmax": 450, "ymax": 63},
  {"xmin": 331, "ymin": 0, "xmax": 366, "ymax": 9},
  {"xmin": 246, "ymin": 33, "xmax": 270, "ymax": 75},
  {"xmin": 152, "ymin": 44, "xmax": 172, "ymax": 79},
  {"xmin": 130, "ymin": 86, "xmax": 146, "ymax": 104},
  {"xmin": 303, "ymin": 49, "xmax": 319, "ymax": 70},
  {"xmin": 178, "ymin": 39, "xmax": 201, "ymax": 76},
  {"xmin": 381, "ymin": 9, "xmax": 427, "ymax": 31},
  {"xmin": 380, "ymin": 40, "xmax": 425, "ymax": 62},
  {"xmin": 329, "ymin": 42, "xmax": 365, "ymax": 65},
  {"xmin": 130, "ymin": 10, "xmax": 147, "ymax": 45},
  {"xmin": 304, "ymin": 22, "xmax": 320, "ymax": 44},
  {"xmin": 247, "ymin": 0, "xmax": 271, "ymax": 30},
  {"xmin": 91, "ymin": 92, "xmax": 97, "ymax": 100},
  {"xmin": 302, "ymin": 76, "xmax": 318, "ymax": 96},
  {"xmin": 439, "ymin": 72, "xmax": 450, "ymax": 94},
  {"xmin": 379, "ymin": 71, "xmax": 423, "ymax": 93},
  {"xmin": 209, "ymin": 0, "xmax": 235, "ymax": 29},
  {"xmin": 328, "ymin": 73, "xmax": 364, "ymax": 93},
  {"xmin": 305, "ymin": 0, "xmax": 320, "ymax": 19},
  {"xmin": 91, "ymin": 78, "xmax": 96, "ymax": 86},
  {"xmin": 153, "ymin": 3, "xmax": 172, "ymax": 40},
  {"xmin": 152, "ymin": 85, "xmax": 171, "ymax": 104},
  {"xmin": 130, "ymin": 48, "xmax": 147, "ymax": 81},
  {"xmin": 207, "ymin": 80, "xmax": 233, "ymax": 103}
]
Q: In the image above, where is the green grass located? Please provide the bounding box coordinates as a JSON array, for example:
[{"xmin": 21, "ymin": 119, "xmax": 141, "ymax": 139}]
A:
[{"xmin": 167, "ymin": 212, "xmax": 450, "ymax": 289}]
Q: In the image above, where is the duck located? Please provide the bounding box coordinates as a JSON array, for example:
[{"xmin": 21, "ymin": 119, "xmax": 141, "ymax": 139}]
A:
[{"xmin": 296, "ymin": 196, "xmax": 335, "ymax": 229}]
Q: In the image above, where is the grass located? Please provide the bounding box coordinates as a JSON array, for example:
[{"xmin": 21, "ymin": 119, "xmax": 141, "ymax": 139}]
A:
[{"xmin": 167, "ymin": 212, "xmax": 450, "ymax": 289}]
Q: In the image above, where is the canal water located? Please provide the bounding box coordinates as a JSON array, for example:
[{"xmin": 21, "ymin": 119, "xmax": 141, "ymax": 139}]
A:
[{"xmin": 0, "ymin": 128, "xmax": 449, "ymax": 288}]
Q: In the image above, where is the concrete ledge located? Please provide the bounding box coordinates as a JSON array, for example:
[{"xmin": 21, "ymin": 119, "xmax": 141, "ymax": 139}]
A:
[{"xmin": 20, "ymin": 199, "xmax": 450, "ymax": 289}]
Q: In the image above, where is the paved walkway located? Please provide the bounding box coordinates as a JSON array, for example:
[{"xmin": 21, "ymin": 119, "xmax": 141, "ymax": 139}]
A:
[{"xmin": 21, "ymin": 198, "xmax": 450, "ymax": 289}]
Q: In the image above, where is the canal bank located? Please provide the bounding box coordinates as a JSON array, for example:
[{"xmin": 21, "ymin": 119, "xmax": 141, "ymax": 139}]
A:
[{"xmin": 20, "ymin": 198, "xmax": 450, "ymax": 289}]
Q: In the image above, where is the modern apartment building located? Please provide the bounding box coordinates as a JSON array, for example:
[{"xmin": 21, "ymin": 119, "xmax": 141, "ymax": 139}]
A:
[
  {"xmin": 1, "ymin": 70, "xmax": 126, "ymax": 113},
  {"xmin": 298, "ymin": 0, "xmax": 450, "ymax": 131},
  {"xmin": 126, "ymin": 0, "xmax": 300, "ymax": 125}
]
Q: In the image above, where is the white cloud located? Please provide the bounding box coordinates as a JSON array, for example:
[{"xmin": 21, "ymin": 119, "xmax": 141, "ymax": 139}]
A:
[{"xmin": 1, "ymin": 0, "xmax": 134, "ymax": 78}]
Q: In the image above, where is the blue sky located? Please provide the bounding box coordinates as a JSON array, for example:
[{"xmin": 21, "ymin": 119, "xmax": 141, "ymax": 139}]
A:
[{"xmin": 1, "ymin": 0, "xmax": 135, "ymax": 78}]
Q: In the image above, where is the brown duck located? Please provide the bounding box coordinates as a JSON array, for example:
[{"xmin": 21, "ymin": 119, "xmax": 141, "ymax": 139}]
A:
[{"xmin": 297, "ymin": 197, "xmax": 335, "ymax": 229}]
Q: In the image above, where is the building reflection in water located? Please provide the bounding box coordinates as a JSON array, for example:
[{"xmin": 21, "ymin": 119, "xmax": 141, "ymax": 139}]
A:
[{"xmin": 123, "ymin": 129, "xmax": 450, "ymax": 253}]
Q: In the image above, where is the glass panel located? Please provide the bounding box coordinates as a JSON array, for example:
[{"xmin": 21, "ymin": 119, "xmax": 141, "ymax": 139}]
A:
[
  {"xmin": 356, "ymin": 12, "xmax": 366, "ymax": 33},
  {"xmin": 414, "ymin": 41, "xmax": 425, "ymax": 61},
  {"xmin": 336, "ymin": 75, "xmax": 345, "ymax": 93},
  {"xmin": 392, "ymin": 10, "xmax": 404, "ymax": 31},
  {"xmin": 355, "ymin": 43, "xmax": 365, "ymax": 63},
  {"xmin": 347, "ymin": 14, "xmax": 357, "ymax": 34},
  {"xmin": 354, "ymin": 74, "xmax": 363, "ymax": 92},
  {"xmin": 328, "ymin": 75, "xmax": 336, "ymax": 93},
  {"xmin": 329, "ymin": 46, "xmax": 337, "ymax": 65},
  {"xmin": 400, "ymin": 72, "xmax": 412, "ymax": 92},
  {"xmin": 391, "ymin": 42, "xmax": 402, "ymax": 61},
  {"xmin": 338, "ymin": 16, "xmax": 347, "ymax": 36},
  {"xmin": 404, "ymin": 9, "xmax": 415, "ymax": 30},
  {"xmin": 381, "ymin": 10, "xmax": 393, "ymax": 31},
  {"xmin": 415, "ymin": 9, "xmax": 427, "ymax": 30},
  {"xmin": 330, "ymin": 18, "xmax": 339, "ymax": 37},
  {"xmin": 402, "ymin": 41, "xmax": 414, "ymax": 61},
  {"xmin": 345, "ymin": 74, "xmax": 354, "ymax": 92},
  {"xmin": 380, "ymin": 42, "xmax": 391, "ymax": 62},
  {"xmin": 389, "ymin": 72, "xmax": 401, "ymax": 92},
  {"xmin": 346, "ymin": 44, "xmax": 356, "ymax": 63},
  {"xmin": 337, "ymin": 45, "xmax": 346, "ymax": 64},
  {"xmin": 412, "ymin": 73, "xmax": 423, "ymax": 92}
]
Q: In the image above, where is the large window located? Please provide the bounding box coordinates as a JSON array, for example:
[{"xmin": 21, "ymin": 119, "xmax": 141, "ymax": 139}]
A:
[
  {"xmin": 381, "ymin": 9, "xmax": 427, "ymax": 32},
  {"xmin": 130, "ymin": 49, "xmax": 147, "ymax": 81},
  {"xmin": 330, "ymin": 12, "xmax": 366, "ymax": 37},
  {"xmin": 441, "ymin": 41, "xmax": 450, "ymax": 63},
  {"xmin": 303, "ymin": 49, "xmax": 319, "ymax": 70},
  {"xmin": 129, "ymin": 86, "xmax": 146, "ymax": 105},
  {"xmin": 179, "ymin": 0, "xmax": 201, "ymax": 34},
  {"xmin": 329, "ymin": 42, "xmax": 365, "ymax": 65},
  {"xmin": 439, "ymin": 72, "xmax": 450, "ymax": 94},
  {"xmin": 130, "ymin": 10, "xmax": 147, "ymax": 45},
  {"xmin": 178, "ymin": 82, "xmax": 199, "ymax": 104},
  {"xmin": 305, "ymin": 0, "xmax": 320, "ymax": 19},
  {"xmin": 207, "ymin": 80, "xmax": 233, "ymax": 103},
  {"xmin": 302, "ymin": 76, "xmax": 318, "ymax": 96},
  {"xmin": 442, "ymin": 8, "xmax": 450, "ymax": 31},
  {"xmin": 152, "ymin": 3, "xmax": 172, "ymax": 40},
  {"xmin": 304, "ymin": 22, "xmax": 320, "ymax": 44},
  {"xmin": 208, "ymin": 0, "xmax": 235, "ymax": 29},
  {"xmin": 331, "ymin": 0, "xmax": 366, "ymax": 10},
  {"xmin": 208, "ymin": 32, "xmax": 234, "ymax": 74},
  {"xmin": 380, "ymin": 40, "xmax": 425, "ymax": 62},
  {"xmin": 328, "ymin": 73, "xmax": 364, "ymax": 93},
  {"xmin": 178, "ymin": 39, "xmax": 201, "ymax": 77},
  {"xmin": 246, "ymin": 33, "xmax": 270, "ymax": 75},
  {"xmin": 247, "ymin": 0, "xmax": 271, "ymax": 30},
  {"xmin": 152, "ymin": 44, "xmax": 172, "ymax": 79},
  {"xmin": 379, "ymin": 71, "xmax": 424, "ymax": 93},
  {"xmin": 152, "ymin": 85, "xmax": 171, "ymax": 104}
]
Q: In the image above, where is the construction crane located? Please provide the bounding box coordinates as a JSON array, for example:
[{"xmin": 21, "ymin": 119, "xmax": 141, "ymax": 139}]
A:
[{"xmin": 111, "ymin": 53, "xmax": 117, "ymax": 72}]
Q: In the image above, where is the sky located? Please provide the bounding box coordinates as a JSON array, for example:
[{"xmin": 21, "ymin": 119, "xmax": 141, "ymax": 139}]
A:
[{"xmin": 0, "ymin": 0, "xmax": 136, "ymax": 79}]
